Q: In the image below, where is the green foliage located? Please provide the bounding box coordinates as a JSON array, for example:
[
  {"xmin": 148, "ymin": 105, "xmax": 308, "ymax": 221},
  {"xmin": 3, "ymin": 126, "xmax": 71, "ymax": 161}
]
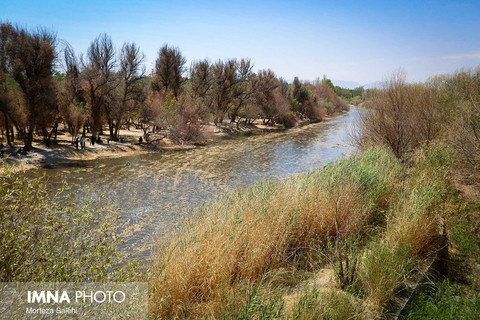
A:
[
  {"xmin": 350, "ymin": 95, "xmax": 363, "ymax": 106},
  {"xmin": 358, "ymin": 240, "xmax": 414, "ymax": 309},
  {"xmin": 334, "ymin": 86, "xmax": 364, "ymax": 102},
  {"xmin": 406, "ymin": 190, "xmax": 480, "ymax": 319},
  {"xmin": 322, "ymin": 146, "xmax": 404, "ymax": 211},
  {"xmin": 408, "ymin": 282, "xmax": 480, "ymax": 320},
  {"xmin": 156, "ymin": 91, "xmax": 178, "ymax": 129},
  {"xmin": 223, "ymin": 286, "xmax": 285, "ymax": 320},
  {"xmin": 73, "ymin": 98, "xmax": 87, "ymax": 113},
  {"xmin": 290, "ymin": 289, "xmax": 366, "ymax": 320},
  {"xmin": 351, "ymin": 87, "xmax": 364, "ymax": 98},
  {"xmin": 0, "ymin": 161, "xmax": 137, "ymax": 281},
  {"xmin": 162, "ymin": 91, "xmax": 177, "ymax": 113},
  {"xmin": 290, "ymin": 98, "xmax": 300, "ymax": 113},
  {"xmin": 54, "ymin": 71, "xmax": 66, "ymax": 82},
  {"xmin": 334, "ymin": 86, "xmax": 352, "ymax": 99},
  {"xmin": 5, "ymin": 77, "xmax": 21, "ymax": 93},
  {"xmin": 357, "ymin": 143, "xmax": 452, "ymax": 313},
  {"xmin": 321, "ymin": 76, "xmax": 335, "ymax": 91},
  {"xmin": 317, "ymin": 99, "xmax": 335, "ymax": 114},
  {"xmin": 295, "ymin": 86, "xmax": 311, "ymax": 104}
]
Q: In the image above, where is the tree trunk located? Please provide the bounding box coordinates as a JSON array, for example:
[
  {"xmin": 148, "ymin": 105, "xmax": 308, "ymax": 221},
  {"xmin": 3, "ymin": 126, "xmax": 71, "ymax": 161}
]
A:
[
  {"xmin": 114, "ymin": 121, "xmax": 121, "ymax": 139},
  {"xmin": 214, "ymin": 109, "xmax": 224, "ymax": 126},
  {"xmin": 24, "ymin": 107, "xmax": 35, "ymax": 148},
  {"xmin": 25, "ymin": 125, "xmax": 34, "ymax": 149},
  {"xmin": 47, "ymin": 122, "xmax": 58, "ymax": 141},
  {"xmin": 108, "ymin": 119, "xmax": 115, "ymax": 139},
  {"xmin": 91, "ymin": 103, "xmax": 101, "ymax": 139},
  {"xmin": 10, "ymin": 127, "xmax": 14, "ymax": 144},
  {"xmin": 3, "ymin": 112, "xmax": 12, "ymax": 146}
]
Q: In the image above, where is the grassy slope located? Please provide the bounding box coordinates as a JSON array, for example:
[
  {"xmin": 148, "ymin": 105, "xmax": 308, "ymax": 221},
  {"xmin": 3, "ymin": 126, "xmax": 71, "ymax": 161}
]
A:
[
  {"xmin": 406, "ymin": 186, "xmax": 480, "ymax": 319},
  {"xmin": 149, "ymin": 144, "xmax": 452, "ymax": 319}
]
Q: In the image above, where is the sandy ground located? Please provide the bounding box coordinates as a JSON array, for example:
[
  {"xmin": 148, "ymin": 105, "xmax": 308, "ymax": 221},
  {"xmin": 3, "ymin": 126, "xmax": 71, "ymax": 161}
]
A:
[
  {"xmin": 1, "ymin": 128, "xmax": 153, "ymax": 171},
  {"xmin": 0, "ymin": 123, "xmax": 278, "ymax": 170}
]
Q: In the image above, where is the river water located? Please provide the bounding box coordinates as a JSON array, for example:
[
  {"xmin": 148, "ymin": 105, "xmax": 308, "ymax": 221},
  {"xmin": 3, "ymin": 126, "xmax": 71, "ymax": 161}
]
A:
[{"xmin": 42, "ymin": 108, "xmax": 360, "ymax": 258}]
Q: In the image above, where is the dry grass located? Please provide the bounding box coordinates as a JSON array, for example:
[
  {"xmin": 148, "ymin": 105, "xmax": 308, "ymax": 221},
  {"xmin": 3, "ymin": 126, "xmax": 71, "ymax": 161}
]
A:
[
  {"xmin": 289, "ymin": 288, "xmax": 368, "ymax": 320},
  {"xmin": 148, "ymin": 144, "xmax": 451, "ymax": 319},
  {"xmin": 149, "ymin": 147, "xmax": 403, "ymax": 318}
]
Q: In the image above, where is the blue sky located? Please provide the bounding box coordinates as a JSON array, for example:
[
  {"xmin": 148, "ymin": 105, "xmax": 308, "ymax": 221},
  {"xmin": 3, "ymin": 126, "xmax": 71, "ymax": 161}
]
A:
[{"xmin": 1, "ymin": 0, "xmax": 479, "ymax": 85}]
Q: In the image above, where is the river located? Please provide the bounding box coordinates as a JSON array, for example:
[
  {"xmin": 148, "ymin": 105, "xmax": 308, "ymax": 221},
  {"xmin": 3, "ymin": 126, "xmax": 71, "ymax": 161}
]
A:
[{"xmin": 41, "ymin": 108, "xmax": 360, "ymax": 258}]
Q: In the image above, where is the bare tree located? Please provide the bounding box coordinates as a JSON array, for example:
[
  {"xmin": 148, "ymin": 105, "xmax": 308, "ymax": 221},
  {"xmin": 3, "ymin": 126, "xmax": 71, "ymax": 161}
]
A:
[
  {"xmin": 445, "ymin": 68, "xmax": 480, "ymax": 174},
  {"xmin": 278, "ymin": 77, "xmax": 290, "ymax": 98},
  {"xmin": 3, "ymin": 24, "xmax": 57, "ymax": 148},
  {"xmin": 57, "ymin": 42, "xmax": 86, "ymax": 141},
  {"xmin": 63, "ymin": 42, "xmax": 83, "ymax": 102},
  {"xmin": 190, "ymin": 59, "xmax": 212, "ymax": 99},
  {"xmin": 229, "ymin": 58, "xmax": 253, "ymax": 123},
  {"xmin": 154, "ymin": 44, "xmax": 186, "ymax": 98},
  {"xmin": 211, "ymin": 59, "xmax": 239, "ymax": 125},
  {"xmin": 292, "ymin": 76, "xmax": 301, "ymax": 100},
  {"xmin": 255, "ymin": 69, "xmax": 279, "ymax": 125},
  {"xmin": 0, "ymin": 23, "xmax": 14, "ymax": 146},
  {"xmin": 106, "ymin": 42, "xmax": 146, "ymax": 139},
  {"xmin": 81, "ymin": 33, "xmax": 117, "ymax": 139},
  {"xmin": 189, "ymin": 59, "xmax": 214, "ymax": 123},
  {"xmin": 356, "ymin": 70, "xmax": 442, "ymax": 161}
]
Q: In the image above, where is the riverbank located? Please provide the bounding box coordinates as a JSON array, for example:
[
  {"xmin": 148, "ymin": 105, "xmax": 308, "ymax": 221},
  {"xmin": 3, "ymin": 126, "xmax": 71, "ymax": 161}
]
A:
[
  {"xmin": 0, "ymin": 112, "xmax": 347, "ymax": 171},
  {"xmin": 149, "ymin": 143, "xmax": 452, "ymax": 319}
]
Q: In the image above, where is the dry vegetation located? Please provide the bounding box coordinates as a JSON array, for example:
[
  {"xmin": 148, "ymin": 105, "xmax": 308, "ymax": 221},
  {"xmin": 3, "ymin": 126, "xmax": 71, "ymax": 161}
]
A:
[
  {"xmin": 149, "ymin": 144, "xmax": 451, "ymax": 319},
  {"xmin": 354, "ymin": 71, "xmax": 443, "ymax": 161}
]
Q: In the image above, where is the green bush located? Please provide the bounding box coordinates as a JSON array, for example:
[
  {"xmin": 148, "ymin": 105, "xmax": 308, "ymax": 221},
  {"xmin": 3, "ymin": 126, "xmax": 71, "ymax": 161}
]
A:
[{"xmin": 0, "ymin": 161, "xmax": 136, "ymax": 281}]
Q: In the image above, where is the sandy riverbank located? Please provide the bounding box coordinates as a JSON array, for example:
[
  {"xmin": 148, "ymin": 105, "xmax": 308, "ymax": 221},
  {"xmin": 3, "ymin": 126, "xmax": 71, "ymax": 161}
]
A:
[{"xmin": 0, "ymin": 115, "xmax": 342, "ymax": 171}]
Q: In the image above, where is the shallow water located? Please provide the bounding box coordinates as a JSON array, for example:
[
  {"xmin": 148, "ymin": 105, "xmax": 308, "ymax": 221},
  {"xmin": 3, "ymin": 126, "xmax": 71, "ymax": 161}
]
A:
[{"xmin": 41, "ymin": 108, "xmax": 360, "ymax": 258}]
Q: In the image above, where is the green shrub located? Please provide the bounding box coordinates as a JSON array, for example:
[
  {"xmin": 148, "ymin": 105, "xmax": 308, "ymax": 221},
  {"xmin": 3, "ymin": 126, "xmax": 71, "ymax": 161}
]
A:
[{"xmin": 0, "ymin": 161, "xmax": 136, "ymax": 281}]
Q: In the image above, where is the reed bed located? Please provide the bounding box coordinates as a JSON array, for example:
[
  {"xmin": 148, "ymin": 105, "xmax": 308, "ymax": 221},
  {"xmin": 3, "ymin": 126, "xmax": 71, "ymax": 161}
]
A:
[
  {"xmin": 150, "ymin": 147, "xmax": 405, "ymax": 318},
  {"xmin": 149, "ymin": 144, "xmax": 451, "ymax": 319}
]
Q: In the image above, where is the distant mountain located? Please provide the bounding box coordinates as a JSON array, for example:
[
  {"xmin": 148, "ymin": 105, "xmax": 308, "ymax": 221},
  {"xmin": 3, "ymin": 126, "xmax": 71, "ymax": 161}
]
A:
[
  {"xmin": 362, "ymin": 81, "xmax": 382, "ymax": 89},
  {"xmin": 332, "ymin": 80, "xmax": 362, "ymax": 89},
  {"xmin": 332, "ymin": 80, "xmax": 383, "ymax": 90}
]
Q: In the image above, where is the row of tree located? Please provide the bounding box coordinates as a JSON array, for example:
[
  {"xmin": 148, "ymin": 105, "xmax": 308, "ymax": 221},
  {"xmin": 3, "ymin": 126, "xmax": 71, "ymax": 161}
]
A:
[{"xmin": 0, "ymin": 23, "xmax": 349, "ymax": 148}]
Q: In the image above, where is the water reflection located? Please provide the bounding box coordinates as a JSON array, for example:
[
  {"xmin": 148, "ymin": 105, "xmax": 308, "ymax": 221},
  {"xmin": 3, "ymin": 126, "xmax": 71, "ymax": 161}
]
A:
[{"xmin": 43, "ymin": 108, "xmax": 360, "ymax": 258}]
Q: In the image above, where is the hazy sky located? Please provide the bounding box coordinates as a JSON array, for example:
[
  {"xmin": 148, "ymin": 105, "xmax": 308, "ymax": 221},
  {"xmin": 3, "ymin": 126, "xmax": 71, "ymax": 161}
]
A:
[{"xmin": 1, "ymin": 0, "xmax": 479, "ymax": 84}]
